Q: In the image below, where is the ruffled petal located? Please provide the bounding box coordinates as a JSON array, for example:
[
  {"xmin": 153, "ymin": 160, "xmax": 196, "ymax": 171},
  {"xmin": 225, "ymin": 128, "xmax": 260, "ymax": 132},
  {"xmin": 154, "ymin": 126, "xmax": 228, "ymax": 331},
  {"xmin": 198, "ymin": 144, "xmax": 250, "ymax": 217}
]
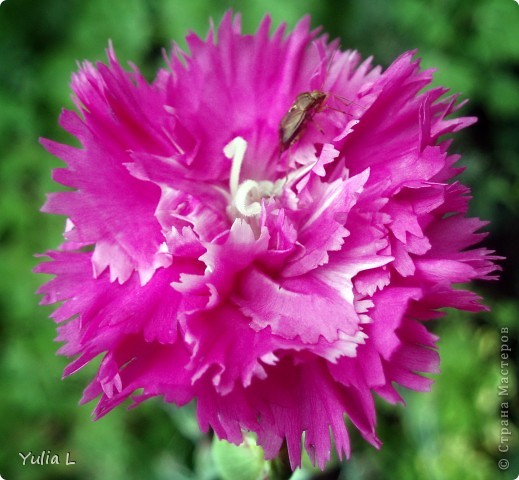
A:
[{"xmin": 234, "ymin": 267, "xmax": 362, "ymax": 343}]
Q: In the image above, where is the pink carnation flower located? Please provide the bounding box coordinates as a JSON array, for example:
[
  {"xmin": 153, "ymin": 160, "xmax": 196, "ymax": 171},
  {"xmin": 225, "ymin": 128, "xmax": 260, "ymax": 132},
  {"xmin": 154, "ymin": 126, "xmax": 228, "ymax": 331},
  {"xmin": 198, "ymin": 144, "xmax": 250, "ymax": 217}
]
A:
[{"xmin": 37, "ymin": 12, "xmax": 499, "ymax": 469}]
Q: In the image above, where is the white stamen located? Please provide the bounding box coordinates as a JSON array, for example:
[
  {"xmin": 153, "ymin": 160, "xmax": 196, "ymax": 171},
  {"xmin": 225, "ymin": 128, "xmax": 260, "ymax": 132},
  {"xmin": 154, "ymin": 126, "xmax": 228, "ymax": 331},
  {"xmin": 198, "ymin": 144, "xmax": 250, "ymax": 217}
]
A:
[
  {"xmin": 234, "ymin": 179, "xmax": 262, "ymax": 217},
  {"xmin": 224, "ymin": 136, "xmax": 248, "ymax": 198},
  {"xmin": 223, "ymin": 137, "xmax": 285, "ymax": 219}
]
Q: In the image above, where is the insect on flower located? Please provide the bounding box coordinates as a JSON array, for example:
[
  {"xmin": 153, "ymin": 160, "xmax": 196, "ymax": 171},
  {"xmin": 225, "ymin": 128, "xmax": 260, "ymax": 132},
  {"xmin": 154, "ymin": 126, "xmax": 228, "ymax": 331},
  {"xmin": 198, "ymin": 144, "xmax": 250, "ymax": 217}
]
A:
[
  {"xmin": 278, "ymin": 88, "xmax": 361, "ymax": 152},
  {"xmin": 278, "ymin": 42, "xmax": 366, "ymax": 153},
  {"xmin": 279, "ymin": 90, "xmax": 328, "ymax": 151}
]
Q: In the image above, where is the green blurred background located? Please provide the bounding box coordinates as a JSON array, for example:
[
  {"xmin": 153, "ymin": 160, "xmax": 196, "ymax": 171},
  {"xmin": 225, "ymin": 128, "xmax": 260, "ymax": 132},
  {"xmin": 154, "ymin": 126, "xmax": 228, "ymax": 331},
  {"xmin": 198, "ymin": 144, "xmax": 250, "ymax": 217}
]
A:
[{"xmin": 0, "ymin": 0, "xmax": 518, "ymax": 479}]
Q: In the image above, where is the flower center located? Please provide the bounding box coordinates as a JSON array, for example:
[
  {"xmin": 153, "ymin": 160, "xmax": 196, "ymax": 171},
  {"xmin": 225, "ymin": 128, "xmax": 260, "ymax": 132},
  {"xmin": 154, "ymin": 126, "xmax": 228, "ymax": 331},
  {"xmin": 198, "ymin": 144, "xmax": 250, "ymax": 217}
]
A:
[{"xmin": 224, "ymin": 137, "xmax": 284, "ymax": 219}]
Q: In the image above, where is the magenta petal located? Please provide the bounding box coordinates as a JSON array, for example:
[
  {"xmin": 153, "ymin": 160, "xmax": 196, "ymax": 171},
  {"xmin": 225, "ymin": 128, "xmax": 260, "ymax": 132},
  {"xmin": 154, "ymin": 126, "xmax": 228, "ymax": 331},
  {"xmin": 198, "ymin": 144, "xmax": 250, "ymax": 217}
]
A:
[
  {"xmin": 284, "ymin": 169, "xmax": 370, "ymax": 276},
  {"xmin": 234, "ymin": 267, "xmax": 361, "ymax": 343},
  {"xmin": 86, "ymin": 340, "xmax": 194, "ymax": 419},
  {"xmin": 250, "ymin": 359, "xmax": 380, "ymax": 469},
  {"xmin": 36, "ymin": 251, "xmax": 187, "ymax": 374},
  {"xmin": 42, "ymin": 45, "xmax": 186, "ymax": 283},
  {"xmin": 186, "ymin": 305, "xmax": 285, "ymax": 394}
]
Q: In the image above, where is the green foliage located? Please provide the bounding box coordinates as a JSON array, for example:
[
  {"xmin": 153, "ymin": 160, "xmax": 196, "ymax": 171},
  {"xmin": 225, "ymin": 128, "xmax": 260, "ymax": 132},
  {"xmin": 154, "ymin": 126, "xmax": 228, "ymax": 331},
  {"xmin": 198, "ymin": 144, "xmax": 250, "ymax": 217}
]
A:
[
  {"xmin": 212, "ymin": 436, "xmax": 265, "ymax": 480},
  {"xmin": 0, "ymin": 0, "xmax": 517, "ymax": 479}
]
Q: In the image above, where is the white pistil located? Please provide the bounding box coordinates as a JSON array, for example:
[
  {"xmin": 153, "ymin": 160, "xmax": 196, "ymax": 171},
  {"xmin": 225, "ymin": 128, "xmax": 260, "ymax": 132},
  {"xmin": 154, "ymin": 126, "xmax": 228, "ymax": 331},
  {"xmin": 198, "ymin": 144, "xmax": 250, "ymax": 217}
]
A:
[
  {"xmin": 223, "ymin": 136, "xmax": 330, "ymax": 220},
  {"xmin": 233, "ymin": 179, "xmax": 262, "ymax": 217},
  {"xmin": 224, "ymin": 136, "xmax": 248, "ymax": 199},
  {"xmin": 224, "ymin": 137, "xmax": 283, "ymax": 219}
]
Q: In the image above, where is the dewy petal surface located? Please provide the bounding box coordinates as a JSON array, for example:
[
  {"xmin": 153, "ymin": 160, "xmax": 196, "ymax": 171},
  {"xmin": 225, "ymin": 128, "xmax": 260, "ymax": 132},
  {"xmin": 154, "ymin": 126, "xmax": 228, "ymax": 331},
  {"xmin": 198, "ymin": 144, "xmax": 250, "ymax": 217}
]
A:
[{"xmin": 37, "ymin": 11, "xmax": 500, "ymax": 470}]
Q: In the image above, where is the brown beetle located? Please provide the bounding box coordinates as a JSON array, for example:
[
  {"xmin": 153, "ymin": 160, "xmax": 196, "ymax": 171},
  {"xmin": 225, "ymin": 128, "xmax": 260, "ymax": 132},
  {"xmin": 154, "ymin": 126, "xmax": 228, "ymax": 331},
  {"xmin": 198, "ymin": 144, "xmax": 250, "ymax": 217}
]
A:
[{"xmin": 279, "ymin": 90, "xmax": 328, "ymax": 151}]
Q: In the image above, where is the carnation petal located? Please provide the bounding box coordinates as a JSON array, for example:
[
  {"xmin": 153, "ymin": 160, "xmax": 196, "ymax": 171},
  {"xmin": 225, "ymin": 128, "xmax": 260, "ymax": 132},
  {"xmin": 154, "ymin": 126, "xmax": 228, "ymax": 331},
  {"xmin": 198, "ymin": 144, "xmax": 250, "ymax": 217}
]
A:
[{"xmin": 234, "ymin": 267, "xmax": 361, "ymax": 343}]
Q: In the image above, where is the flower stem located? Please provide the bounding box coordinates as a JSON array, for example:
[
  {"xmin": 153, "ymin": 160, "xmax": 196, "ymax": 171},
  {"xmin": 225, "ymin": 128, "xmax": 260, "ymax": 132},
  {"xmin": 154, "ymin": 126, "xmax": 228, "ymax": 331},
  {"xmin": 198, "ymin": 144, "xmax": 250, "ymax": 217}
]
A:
[{"xmin": 269, "ymin": 443, "xmax": 292, "ymax": 480}]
